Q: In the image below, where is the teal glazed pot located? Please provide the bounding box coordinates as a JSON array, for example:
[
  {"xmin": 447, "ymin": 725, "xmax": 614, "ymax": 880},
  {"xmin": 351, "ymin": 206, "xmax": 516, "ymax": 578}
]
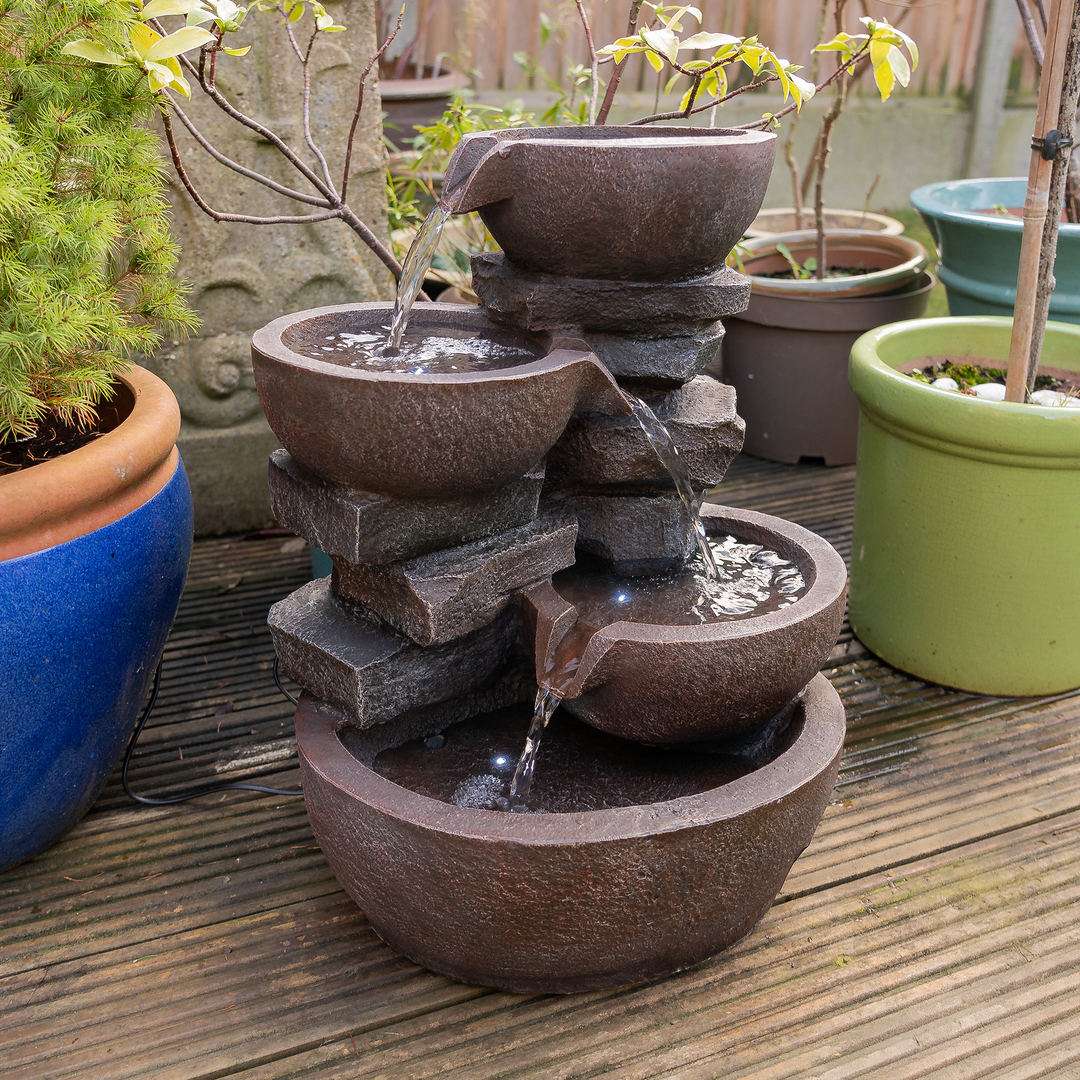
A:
[
  {"xmin": 0, "ymin": 366, "xmax": 193, "ymax": 870},
  {"xmin": 847, "ymin": 317, "xmax": 1080, "ymax": 696},
  {"xmin": 910, "ymin": 177, "xmax": 1080, "ymax": 323}
]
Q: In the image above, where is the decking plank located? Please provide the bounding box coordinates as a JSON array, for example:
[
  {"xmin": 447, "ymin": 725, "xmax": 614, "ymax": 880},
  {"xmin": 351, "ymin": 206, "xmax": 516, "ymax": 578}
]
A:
[{"xmin": 2, "ymin": 454, "xmax": 1078, "ymax": 1080}]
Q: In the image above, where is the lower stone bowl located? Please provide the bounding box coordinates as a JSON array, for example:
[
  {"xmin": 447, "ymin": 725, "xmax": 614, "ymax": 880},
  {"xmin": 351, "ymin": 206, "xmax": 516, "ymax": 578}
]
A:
[
  {"xmin": 294, "ymin": 672, "xmax": 845, "ymax": 993},
  {"xmin": 523, "ymin": 504, "xmax": 847, "ymax": 745},
  {"xmin": 251, "ymin": 303, "xmax": 629, "ymax": 498}
]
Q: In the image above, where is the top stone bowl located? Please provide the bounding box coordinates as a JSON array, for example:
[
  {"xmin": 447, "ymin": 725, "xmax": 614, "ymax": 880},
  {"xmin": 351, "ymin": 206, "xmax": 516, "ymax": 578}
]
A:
[{"xmin": 444, "ymin": 126, "xmax": 776, "ymax": 282}]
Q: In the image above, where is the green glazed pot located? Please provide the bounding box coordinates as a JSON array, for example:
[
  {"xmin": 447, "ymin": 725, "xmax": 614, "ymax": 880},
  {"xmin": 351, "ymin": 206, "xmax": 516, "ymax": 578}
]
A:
[
  {"xmin": 848, "ymin": 316, "xmax": 1080, "ymax": 696},
  {"xmin": 910, "ymin": 178, "xmax": 1080, "ymax": 323}
]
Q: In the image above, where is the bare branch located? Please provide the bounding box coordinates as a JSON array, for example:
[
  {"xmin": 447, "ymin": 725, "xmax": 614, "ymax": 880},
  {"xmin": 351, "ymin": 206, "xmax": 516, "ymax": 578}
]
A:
[
  {"xmin": 339, "ymin": 206, "xmax": 423, "ymax": 293},
  {"xmin": 573, "ymin": 0, "xmax": 601, "ymax": 125},
  {"xmin": 1016, "ymin": 0, "xmax": 1045, "ymax": 69},
  {"xmin": 342, "ymin": 5, "xmax": 403, "ymax": 202},
  {"xmin": 167, "ymin": 96, "xmax": 333, "ymax": 207},
  {"xmin": 596, "ymin": 0, "xmax": 644, "ymax": 124},
  {"xmin": 162, "ymin": 109, "xmax": 343, "ymax": 226},
  {"xmin": 299, "ymin": 27, "xmax": 337, "ymax": 197},
  {"xmin": 628, "ymin": 76, "xmax": 776, "ymax": 126}
]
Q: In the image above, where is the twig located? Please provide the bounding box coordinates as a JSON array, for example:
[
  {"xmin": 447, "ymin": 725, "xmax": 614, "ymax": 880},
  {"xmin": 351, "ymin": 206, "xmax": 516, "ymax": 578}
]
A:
[
  {"xmin": 342, "ymin": 6, "xmax": 403, "ymax": 203},
  {"xmin": 628, "ymin": 75, "xmax": 776, "ymax": 125},
  {"xmin": 595, "ymin": 0, "xmax": 644, "ymax": 124},
  {"xmin": 168, "ymin": 98, "xmax": 332, "ymax": 207},
  {"xmin": 298, "ymin": 26, "xmax": 337, "ymax": 197},
  {"xmin": 1017, "ymin": 0, "xmax": 1046, "ymax": 68},
  {"xmin": 814, "ymin": 0, "xmax": 851, "ymax": 279},
  {"xmin": 573, "ymin": 0, "xmax": 601, "ymax": 125}
]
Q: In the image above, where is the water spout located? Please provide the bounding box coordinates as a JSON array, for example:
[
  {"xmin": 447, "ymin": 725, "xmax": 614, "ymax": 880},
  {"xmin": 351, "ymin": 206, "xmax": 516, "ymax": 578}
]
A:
[{"xmin": 387, "ymin": 203, "xmax": 453, "ymax": 350}]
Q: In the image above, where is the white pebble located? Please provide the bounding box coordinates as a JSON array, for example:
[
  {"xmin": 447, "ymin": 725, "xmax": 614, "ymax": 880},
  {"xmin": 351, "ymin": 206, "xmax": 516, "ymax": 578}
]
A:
[
  {"xmin": 972, "ymin": 382, "xmax": 1007, "ymax": 400},
  {"xmin": 1031, "ymin": 388, "xmax": 1080, "ymax": 408},
  {"xmin": 931, "ymin": 377, "xmax": 960, "ymax": 391}
]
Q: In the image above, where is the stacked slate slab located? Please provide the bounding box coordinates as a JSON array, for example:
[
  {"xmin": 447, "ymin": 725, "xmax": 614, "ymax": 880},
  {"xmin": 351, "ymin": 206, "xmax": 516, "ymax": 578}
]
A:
[
  {"xmin": 268, "ymin": 254, "xmax": 750, "ymax": 731},
  {"xmin": 473, "ymin": 252, "xmax": 747, "ymax": 574}
]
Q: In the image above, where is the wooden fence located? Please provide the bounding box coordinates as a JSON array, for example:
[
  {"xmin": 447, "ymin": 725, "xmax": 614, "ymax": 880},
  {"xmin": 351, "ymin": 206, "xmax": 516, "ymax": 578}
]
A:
[{"xmin": 378, "ymin": 0, "xmax": 1038, "ymax": 101}]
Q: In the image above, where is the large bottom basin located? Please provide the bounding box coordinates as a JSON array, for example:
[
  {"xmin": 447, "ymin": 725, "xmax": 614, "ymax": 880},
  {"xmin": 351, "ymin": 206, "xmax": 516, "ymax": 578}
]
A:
[{"xmin": 294, "ymin": 673, "xmax": 845, "ymax": 993}]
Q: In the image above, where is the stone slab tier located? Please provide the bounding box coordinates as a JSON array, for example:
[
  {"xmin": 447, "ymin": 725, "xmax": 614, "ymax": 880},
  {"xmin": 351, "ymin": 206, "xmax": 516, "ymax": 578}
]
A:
[
  {"xmin": 471, "ymin": 253, "xmax": 751, "ymax": 333},
  {"xmin": 545, "ymin": 376, "xmax": 745, "ymax": 491},
  {"xmin": 268, "ymin": 450, "xmax": 544, "ymax": 566},
  {"xmin": 332, "ymin": 511, "xmax": 579, "ymax": 647},
  {"xmin": 269, "ymin": 577, "xmax": 528, "ymax": 730},
  {"xmin": 548, "ymin": 491, "xmax": 695, "ymax": 575}
]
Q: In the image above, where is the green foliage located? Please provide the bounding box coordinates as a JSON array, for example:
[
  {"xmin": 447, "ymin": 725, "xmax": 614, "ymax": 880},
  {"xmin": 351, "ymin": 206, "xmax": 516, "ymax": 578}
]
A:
[
  {"xmin": 0, "ymin": 0, "xmax": 196, "ymax": 441},
  {"xmin": 774, "ymin": 242, "xmax": 817, "ymax": 279}
]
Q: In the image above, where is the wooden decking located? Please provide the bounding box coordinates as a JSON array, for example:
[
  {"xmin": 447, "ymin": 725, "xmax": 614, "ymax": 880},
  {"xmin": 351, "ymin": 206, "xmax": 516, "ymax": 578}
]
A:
[{"xmin": 3, "ymin": 455, "xmax": 1079, "ymax": 1080}]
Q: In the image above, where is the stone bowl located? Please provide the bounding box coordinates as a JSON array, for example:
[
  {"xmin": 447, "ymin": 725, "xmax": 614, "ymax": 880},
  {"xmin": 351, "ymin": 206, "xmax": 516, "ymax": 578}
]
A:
[
  {"xmin": 443, "ymin": 126, "xmax": 776, "ymax": 282},
  {"xmin": 523, "ymin": 505, "xmax": 847, "ymax": 745},
  {"xmin": 294, "ymin": 672, "xmax": 845, "ymax": 993},
  {"xmin": 251, "ymin": 303, "xmax": 630, "ymax": 498}
]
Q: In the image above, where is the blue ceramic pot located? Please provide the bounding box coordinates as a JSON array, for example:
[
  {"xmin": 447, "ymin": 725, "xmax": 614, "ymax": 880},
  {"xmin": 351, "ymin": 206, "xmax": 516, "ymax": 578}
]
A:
[
  {"xmin": 910, "ymin": 177, "xmax": 1080, "ymax": 323},
  {"xmin": 0, "ymin": 369, "xmax": 193, "ymax": 871}
]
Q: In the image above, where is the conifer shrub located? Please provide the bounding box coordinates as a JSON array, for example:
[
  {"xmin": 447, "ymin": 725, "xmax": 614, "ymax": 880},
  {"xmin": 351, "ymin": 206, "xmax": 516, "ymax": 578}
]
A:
[{"xmin": 0, "ymin": 0, "xmax": 195, "ymax": 447}]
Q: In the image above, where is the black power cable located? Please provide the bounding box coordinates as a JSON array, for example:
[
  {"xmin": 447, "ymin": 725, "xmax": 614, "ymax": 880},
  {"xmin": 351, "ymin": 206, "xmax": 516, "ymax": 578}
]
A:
[{"xmin": 122, "ymin": 656, "xmax": 304, "ymax": 805}]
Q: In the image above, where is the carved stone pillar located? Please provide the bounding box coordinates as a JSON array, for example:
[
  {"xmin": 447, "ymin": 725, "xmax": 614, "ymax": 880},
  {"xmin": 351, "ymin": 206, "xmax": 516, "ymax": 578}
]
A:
[{"xmin": 143, "ymin": 0, "xmax": 392, "ymax": 534}]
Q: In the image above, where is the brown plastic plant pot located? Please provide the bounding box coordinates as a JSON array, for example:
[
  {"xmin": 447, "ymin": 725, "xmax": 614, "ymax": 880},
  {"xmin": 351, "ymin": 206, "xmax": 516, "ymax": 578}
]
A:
[
  {"xmin": 521, "ymin": 504, "xmax": 847, "ymax": 746},
  {"xmin": 442, "ymin": 126, "xmax": 776, "ymax": 282},
  {"xmin": 251, "ymin": 303, "xmax": 631, "ymax": 498},
  {"xmin": 733, "ymin": 230, "xmax": 929, "ymax": 298},
  {"xmin": 716, "ymin": 272, "xmax": 935, "ymax": 466},
  {"xmin": 293, "ymin": 672, "xmax": 845, "ymax": 994}
]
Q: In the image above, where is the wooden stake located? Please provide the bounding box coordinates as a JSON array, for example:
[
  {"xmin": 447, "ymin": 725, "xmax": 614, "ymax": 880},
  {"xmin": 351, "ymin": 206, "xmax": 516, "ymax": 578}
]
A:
[{"xmin": 1005, "ymin": 0, "xmax": 1080, "ymax": 402}]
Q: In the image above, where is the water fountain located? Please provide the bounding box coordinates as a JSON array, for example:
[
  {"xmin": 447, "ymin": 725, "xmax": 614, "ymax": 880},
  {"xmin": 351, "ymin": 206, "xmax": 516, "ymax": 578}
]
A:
[{"xmin": 252, "ymin": 126, "xmax": 848, "ymax": 993}]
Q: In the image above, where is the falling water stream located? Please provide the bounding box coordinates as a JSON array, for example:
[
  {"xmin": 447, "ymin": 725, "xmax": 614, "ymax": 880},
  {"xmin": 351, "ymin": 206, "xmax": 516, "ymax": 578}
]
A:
[
  {"xmin": 384, "ymin": 203, "xmax": 788, "ymax": 810},
  {"xmin": 508, "ymin": 395, "xmax": 731, "ymax": 806},
  {"xmin": 387, "ymin": 203, "xmax": 453, "ymax": 351}
]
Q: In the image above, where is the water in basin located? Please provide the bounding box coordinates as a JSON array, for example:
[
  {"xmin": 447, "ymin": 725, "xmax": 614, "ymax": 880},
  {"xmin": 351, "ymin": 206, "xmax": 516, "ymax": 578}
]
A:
[
  {"xmin": 370, "ymin": 699, "xmax": 797, "ymax": 815},
  {"xmin": 291, "ymin": 324, "xmax": 538, "ymax": 374}
]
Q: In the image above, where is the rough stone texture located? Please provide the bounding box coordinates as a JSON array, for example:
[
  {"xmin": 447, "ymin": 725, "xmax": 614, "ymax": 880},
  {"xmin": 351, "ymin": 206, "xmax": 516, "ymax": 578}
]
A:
[
  {"xmin": 545, "ymin": 377, "xmax": 745, "ymax": 491},
  {"xmin": 140, "ymin": 0, "xmax": 392, "ymax": 535},
  {"xmin": 583, "ymin": 325, "xmax": 726, "ymax": 387},
  {"xmin": 523, "ymin": 504, "xmax": 849, "ymax": 745},
  {"xmin": 179, "ymin": 418, "xmax": 281, "ymax": 534},
  {"xmin": 269, "ymin": 450, "xmax": 546, "ymax": 565},
  {"xmin": 332, "ymin": 512, "xmax": 578, "ymax": 646},
  {"xmin": 471, "ymin": 252, "xmax": 750, "ymax": 334},
  {"xmin": 252, "ymin": 305, "xmax": 630, "ymax": 498},
  {"xmin": 446, "ymin": 127, "xmax": 776, "ymax": 282},
  {"xmin": 268, "ymin": 576, "xmax": 521, "ymax": 729},
  {"xmin": 549, "ymin": 492, "xmax": 696, "ymax": 574},
  {"xmin": 294, "ymin": 673, "xmax": 845, "ymax": 992}
]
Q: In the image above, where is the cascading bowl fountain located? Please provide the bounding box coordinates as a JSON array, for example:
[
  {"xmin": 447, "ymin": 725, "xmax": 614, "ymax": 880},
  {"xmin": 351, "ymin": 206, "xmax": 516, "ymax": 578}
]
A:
[{"xmin": 257, "ymin": 124, "xmax": 849, "ymax": 993}]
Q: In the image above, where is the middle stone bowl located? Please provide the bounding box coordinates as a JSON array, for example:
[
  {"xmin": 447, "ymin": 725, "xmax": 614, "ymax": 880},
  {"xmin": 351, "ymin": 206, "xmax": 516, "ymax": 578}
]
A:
[
  {"xmin": 523, "ymin": 504, "xmax": 848, "ymax": 745},
  {"xmin": 251, "ymin": 303, "xmax": 630, "ymax": 498}
]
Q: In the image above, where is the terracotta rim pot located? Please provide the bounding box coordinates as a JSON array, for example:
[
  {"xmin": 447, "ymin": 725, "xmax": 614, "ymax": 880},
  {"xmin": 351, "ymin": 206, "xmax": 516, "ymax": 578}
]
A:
[
  {"xmin": 733, "ymin": 230, "xmax": 928, "ymax": 299},
  {"xmin": 294, "ymin": 672, "xmax": 846, "ymax": 993},
  {"xmin": 522, "ymin": 504, "xmax": 848, "ymax": 745},
  {"xmin": 1, "ymin": 365, "xmax": 193, "ymax": 869},
  {"xmin": 251, "ymin": 302, "xmax": 631, "ymax": 498},
  {"xmin": 744, "ymin": 208, "xmax": 904, "ymax": 239},
  {"xmin": 848, "ymin": 316, "xmax": 1080, "ymax": 695}
]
